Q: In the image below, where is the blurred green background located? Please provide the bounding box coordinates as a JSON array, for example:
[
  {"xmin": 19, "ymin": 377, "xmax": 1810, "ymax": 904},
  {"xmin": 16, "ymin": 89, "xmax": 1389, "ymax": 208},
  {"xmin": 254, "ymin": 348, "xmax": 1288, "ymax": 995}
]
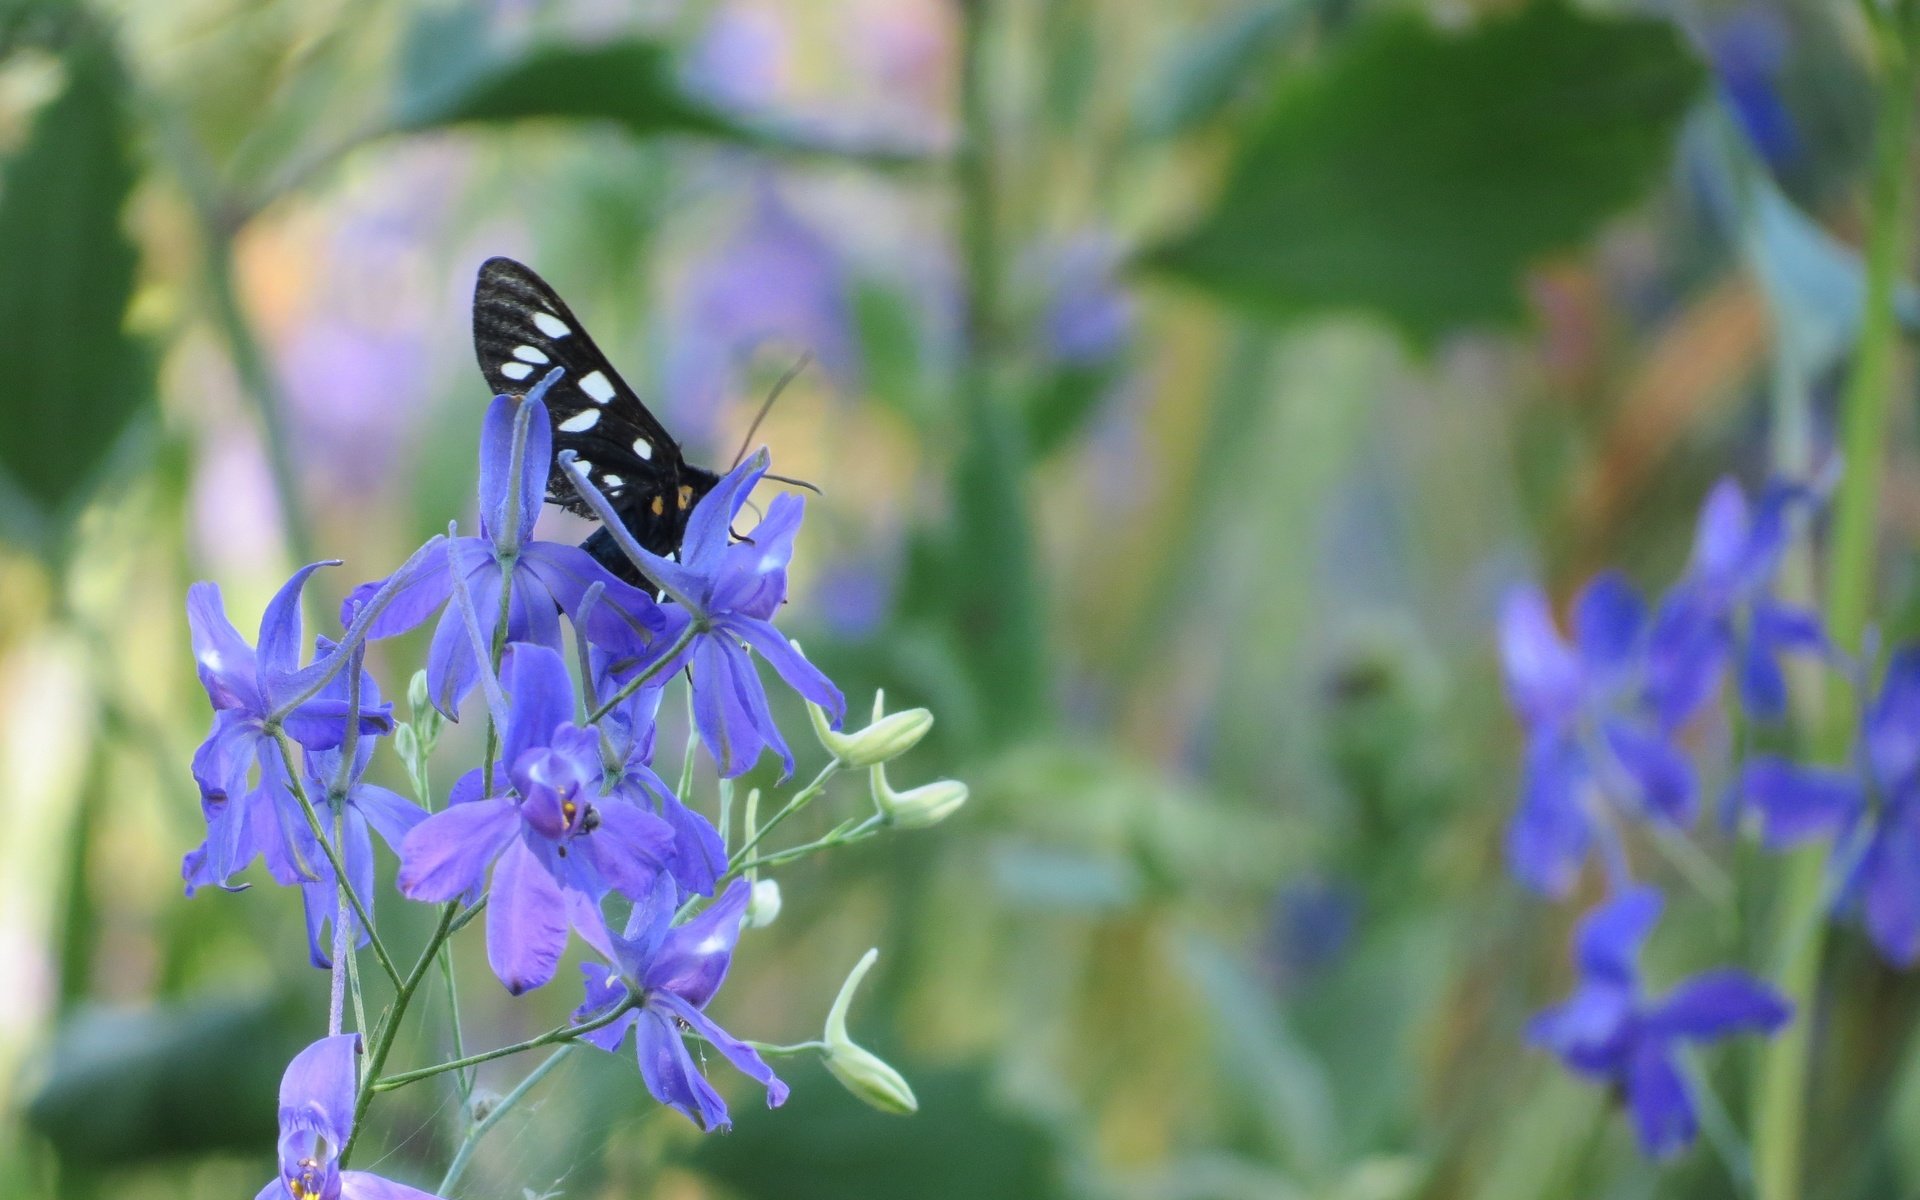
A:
[{"xmin": 1, "ymin": 0, "xmax": 1914, "ymax": 1197}]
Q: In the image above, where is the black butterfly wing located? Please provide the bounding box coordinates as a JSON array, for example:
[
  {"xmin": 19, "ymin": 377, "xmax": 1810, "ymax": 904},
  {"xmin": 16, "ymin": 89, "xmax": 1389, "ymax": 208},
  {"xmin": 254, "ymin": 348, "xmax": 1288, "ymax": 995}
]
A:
[{"xmin": 472, "ymin": 257, "xmax": 685, "ymax": 528}]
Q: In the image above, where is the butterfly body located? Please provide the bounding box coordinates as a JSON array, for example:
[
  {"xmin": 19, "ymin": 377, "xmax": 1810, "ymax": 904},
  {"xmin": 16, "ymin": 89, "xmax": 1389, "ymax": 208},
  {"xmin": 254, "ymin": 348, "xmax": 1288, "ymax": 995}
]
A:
[{"xmin": 472, "ymin": 256, "xmax": 719, "ymax": 587}]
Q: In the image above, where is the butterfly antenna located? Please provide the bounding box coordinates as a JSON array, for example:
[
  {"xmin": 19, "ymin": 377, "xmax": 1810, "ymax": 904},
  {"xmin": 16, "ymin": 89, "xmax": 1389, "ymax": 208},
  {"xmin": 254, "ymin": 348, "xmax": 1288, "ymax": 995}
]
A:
[
  {"xmin": 763, "ymin": 473, "xmax": 823, "ymax": 495},
  {"xmin": 729, "ymin": 351, "xmax": 814, "ymax": 470}
]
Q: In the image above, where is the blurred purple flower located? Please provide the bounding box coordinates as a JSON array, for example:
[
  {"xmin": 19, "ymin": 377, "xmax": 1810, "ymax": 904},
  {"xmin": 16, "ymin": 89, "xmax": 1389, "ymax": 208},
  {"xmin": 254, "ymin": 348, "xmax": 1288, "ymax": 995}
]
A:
[
  {"xmin": 1651, "ymin": 477, "xmax": 1825, "ymax": 724},
  {"xmin": 258, "ymin": 1034, "xmax": 445, "ymax": 1200},
  {"xmin": 398, "ymin": 644, "xmax": 675, "ymax": 994},
  {"xmin": 572, "ymin": 876, "xmax": 787, "ymax": 1130},
  {"xmin": 185, "ymin": 564, "xmax": 394, "ymax": 895},
  {"xmin": 682, "ymin": 4, "xmax": 789, "ymax": 116},
  {"xmin": 1529, "ymin": 886, "xmax": 1790, "ymax": 1158},
  {"xmin": 1707, "ymin": 6, "xmax": 1799, "ymax": 171},
  {"xmin": 1499, "ymin": 574, "xmax": 1699, "ymax": 896},
  {"xmin": 1034, "ymin": 233, "xmax": 1134, "ymax": 367},
  {"xmin": 1740, "ymin": 648, "xmax": 1920, "ymax": 965},
  {"xmin": 662, "ymin": 183, "xmax": 859, "ymax": 437},
  {"xmin": 1263, "ymin": 876, "xmax": 1359, "ymax": 992},
  {"xmin": 297, "ymin": 640, "xmax": 427, "ymax": 969},
  {"xmin": 341, "ymin": 380, "xmax": 655, "ymax": 718},
  {"xmin": 591, "ymin": 451, "xmax": 845, "ymax": 778},
  {"xmin": 284, "ymin": 323, "xmax": 428, "ymax": 494}
]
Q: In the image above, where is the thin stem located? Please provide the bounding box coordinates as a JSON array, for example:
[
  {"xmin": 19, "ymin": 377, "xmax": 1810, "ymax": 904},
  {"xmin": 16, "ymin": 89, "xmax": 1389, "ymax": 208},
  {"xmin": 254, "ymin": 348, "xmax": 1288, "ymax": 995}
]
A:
[
  {"xmin": 328, "ymin": 803, "xmax": 350, "ymax": 1037},
  {"xmin": 1754, "ymin": 7, "xmax": 1919, "ymax": 1198},
  {"xmin": 587, "ymin": 625, "xmax": 699, "ymax": 723},
  {"xmin": 272, "ymin": 733, "xmax": 400, "ymax": 988},
  {"xmin": 725, "ymin": 763, "xmax": 840, "ymax": 872},
  {"xmin": 437, "ymin": 1045, "xmax": 577, "ymax": 1195},
  {"xmin": 727, "ymin": 816, "xmax": 883, "ymax": 876},
  {"xmin": 341, "ymin": 899, "xmax": 462, "ymax": 1163},
  {"xmin": 373, "ymin": 995, "xmax": 639, "ymax": 1093}
]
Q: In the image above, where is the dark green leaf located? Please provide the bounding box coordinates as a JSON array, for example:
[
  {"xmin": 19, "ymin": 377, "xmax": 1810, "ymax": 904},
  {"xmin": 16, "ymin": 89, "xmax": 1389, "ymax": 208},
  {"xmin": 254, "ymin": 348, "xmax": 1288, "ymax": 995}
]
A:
[
  {"xmin": 22, "ymin": 993, "xmax": 308, "ymax": 1167},
  {"xmin": 692, "ymin": 1059, "xmax": 1069, "ymax": 1200},
  {"xmin": 0, "ymin": 35, "xmax": 147, "ymax": 541},
  {"xmin": 393, "ymin": 38, "xmax": 741, "ymax": 141},
  {"xmin": 1140, "ymin": 0, "xmax": 1705, "ymax": 340}
]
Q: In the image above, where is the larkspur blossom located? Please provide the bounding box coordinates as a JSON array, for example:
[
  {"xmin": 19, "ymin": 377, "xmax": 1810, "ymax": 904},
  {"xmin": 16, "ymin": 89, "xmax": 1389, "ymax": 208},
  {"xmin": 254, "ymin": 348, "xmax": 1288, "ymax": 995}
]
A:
[
  {"xmin": 583, "ymin": 448, "xmax": 845, "ymax": 777},
  {"xmin": 397, "ymin": 644, "xmax": 675, "ymax": 993},
  {"xmin": 1740, "ymin": 648, "xmax": 1920, "ymax": 964},
  {"xmin": 1528, "ymin": 886, "xmax": 1791, "ymax": 1158},
  {"xmin": 259, "ymin": 1034, "xmax": 445, "ymax": 1200},
  {"xmin": 341, "ymin": 378, "xmax": 653, "ymax": 718},
  {"xmin": 590, "ymin": 662, "xmax": 727, "ymax": 897},
  {"xmin": 298, "ymin": 640, "xmax": 426, "ymax": 968},
  {"xmin": 186, "ymin": 563, "xmax": 393, "ymax": 894},
  {"xmin": 1500, "ymin": 573, "xmax": 1699, "ymax": 895},
  {"xmin": 1650, "ymin": 477, "xmax": 1825, "ymax": 724},
  {"xmin": 572, "ymin": 876, "xmax": 787, "ymax": 1130}
]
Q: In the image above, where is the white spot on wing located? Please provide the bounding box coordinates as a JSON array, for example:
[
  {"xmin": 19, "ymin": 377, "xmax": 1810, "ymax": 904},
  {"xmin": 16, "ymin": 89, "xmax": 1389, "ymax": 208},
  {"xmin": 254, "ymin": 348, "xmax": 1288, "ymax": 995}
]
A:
[
  {"xmin": 631, "ymin": 437, "xmax": 653, "ymax": 460},
  {"xmin": 501, "ymin": 362, "xmax": 534, "ymax": 381},
  {"xmin": 512, "ymin": 345, "xmax": 550, "ymax": 364},
  {"xmin": 558, "ymin": 409, "xmax": 599, "ymax": 433},
  {"xmin": 533, "ymin": 312, "xmax": 570, "ymax": 338},
  {"xmin": 580, "ymin": 370, "xmax": 616, "ymax": 404},
  {"xmin": 574, "ymin": 459, "xmax": 594, "ymax": 477},
  {"xmin": 603, "ymin": 474, "xmax": 625, "ymax": 488}
]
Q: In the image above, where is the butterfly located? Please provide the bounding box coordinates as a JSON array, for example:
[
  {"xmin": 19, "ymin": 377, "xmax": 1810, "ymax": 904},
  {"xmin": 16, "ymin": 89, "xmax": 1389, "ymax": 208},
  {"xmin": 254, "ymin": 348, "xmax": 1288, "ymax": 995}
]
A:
[{"xmin": 471, "ymin": 256, "xmax": 721, "ymax": 590}]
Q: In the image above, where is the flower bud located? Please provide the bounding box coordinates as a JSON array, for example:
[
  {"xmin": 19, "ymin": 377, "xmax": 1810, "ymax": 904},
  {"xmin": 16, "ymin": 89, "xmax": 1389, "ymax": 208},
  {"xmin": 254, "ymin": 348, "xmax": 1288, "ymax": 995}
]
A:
[
  {"xmin": 793, "ymin": 649, "xmax": 933, "ymax": 768},
  {"xmin": 747, "ymin": 878, "xmax": 783, "ymax": 928},
  {"xmin": 872, "ymin": 760, "xmax": 968, "ymax": 829},
  {"xmin": 392, "ymin": 722, "xmax": 420, "ymax": 768},
  {"xmin": 407, "ymin": 670, "xmax": 431, "ymax": 717},
  {"xmin": 822, "ymin": 949, "xmax": 917, "ymax": 1115}
]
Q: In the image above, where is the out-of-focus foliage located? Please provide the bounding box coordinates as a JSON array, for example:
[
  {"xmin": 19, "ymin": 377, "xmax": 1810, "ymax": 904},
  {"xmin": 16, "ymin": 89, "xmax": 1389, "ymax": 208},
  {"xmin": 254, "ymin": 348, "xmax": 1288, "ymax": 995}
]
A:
[{"xmin": 1, "ymin": 0, "xmax": 1914, "ymax": 1198}]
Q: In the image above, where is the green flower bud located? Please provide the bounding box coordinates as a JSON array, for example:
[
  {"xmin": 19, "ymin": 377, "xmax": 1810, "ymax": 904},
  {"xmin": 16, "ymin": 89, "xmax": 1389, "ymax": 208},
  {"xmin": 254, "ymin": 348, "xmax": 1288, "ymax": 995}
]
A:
[
  {"xmin": 822, "ymin": 949, "xmax": 917, "ymax": 1115},
  {"xmin": 792, "ymin": 645, "xmax": 933, "ymax": 768},
  {"xmin": 872, "ymin": 759, "xmax": 968, "ymax": 829},
  {"xmin": 407, "ymin": 670, "xmax": 432, "ymax": 717},
  {"xmin": 747, "ymin": 878, "xmax": 783, "ymax": 928},
  {"xmin": 393, "ymin": 722, "xmax": 420, "ymax": 768}
]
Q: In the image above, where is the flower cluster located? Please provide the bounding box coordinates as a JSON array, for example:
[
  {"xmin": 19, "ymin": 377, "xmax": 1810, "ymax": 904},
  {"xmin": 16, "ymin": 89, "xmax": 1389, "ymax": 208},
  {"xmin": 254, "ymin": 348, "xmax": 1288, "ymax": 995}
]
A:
[
  {"xmin": 1499, "ymin": 476, "xmax": 1852, "ymax": 1156},
  {"xmin": 183, "ymin": 371, "xmax": 963, "ymax": 1196}
]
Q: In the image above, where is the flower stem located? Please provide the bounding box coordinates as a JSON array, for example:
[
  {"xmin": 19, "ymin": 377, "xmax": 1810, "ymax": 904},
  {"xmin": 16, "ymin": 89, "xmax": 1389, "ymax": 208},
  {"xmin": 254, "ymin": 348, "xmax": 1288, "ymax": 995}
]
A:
[
  {"xmin": 1753, "ymin": 8, "xmax": 1919, "ymax": 1197},
  {"xmin": 272, "ymin": 733, "xmax": 401, "ymax": 989},
  {"xmin": 341, "ymin": 898, "xmax": 462, "ymax": 1163},
  {"xmin": 586, "ymin": 624, "xmax": 698, "ymax": 723},
  {"xmin": 371, "ymin": 996, "xmax": 638, "ymax": 1093},
  {"xmin": 725, "ymin": 762, "xmax": 840, "ymax": 873},
  {"xmin": 728, "ymin": 815, "xmax": 884, "ymax": 876},
  {"xmin": 436, "ymin": 1044, "xmax": 577, "ymax": 1195}
]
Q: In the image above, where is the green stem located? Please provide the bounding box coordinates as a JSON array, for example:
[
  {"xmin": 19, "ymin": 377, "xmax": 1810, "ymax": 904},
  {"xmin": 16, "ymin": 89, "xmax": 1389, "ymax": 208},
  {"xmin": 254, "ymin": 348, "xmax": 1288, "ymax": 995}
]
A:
[
  {"xmin": 586, "ymin": 624, "xmax": 698, "ymax": 723},
  {"xmin": 437, "ymin": 1045, "xmax": 577, "ymax": 1195},
  {"xmin": 341, "ymin": 899, "xmax": 461, "ymax": 1163},
  {"xmin": 272, "ymin": 733, "xmax": 401, "ymax": 988},
  {"xmin": 725, "ymin": 763, "xmax": 840, "ymax": 872},
  {"xmin": 1753, "ymin": 9, "xmax": 1919, "ymax": 1198},
  {"xmin": 728, "ymin": 816, "xmax": 884, "ymax": 877},
  {"xmin": 373, "ymin": 996, "xmax": 638, "ymax": 1093}
]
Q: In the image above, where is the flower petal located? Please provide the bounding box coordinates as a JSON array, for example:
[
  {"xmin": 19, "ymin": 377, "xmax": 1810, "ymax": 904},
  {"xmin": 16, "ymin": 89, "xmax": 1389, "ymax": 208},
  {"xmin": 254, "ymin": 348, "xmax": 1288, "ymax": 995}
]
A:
[
  {"xmin": 634, "ymin": 1008, "xmax": 732, "ymax": 1130},
  {"xmin": 257, "ymin": 562, "xmax": 336, "ymax": 678},
  {"xmin": 1571, "ymin": 570, "xmax": 1645, "ymax": 680},
  {"xmin": 339, "ymin": 539, "xmax": 453, "ymax": 639},
  {"xmin": 1626, "ymin": 1040, "xmax": 1697, "ymax": 1159},
  {"xmin": 500, "ymin": 643, "xmax": 577, "ymax": 769},
  {"xmin": 1498, "ymin": 585, "xmax": 1582, "ymax": 730},
  {"xmin": 350, "ymin": 783, "xmax": 428, "ymax": 850},
  {"xmin": 187, "ymin": 582, "xmax": 261, "ymax": 712},
  {"xmin": 1505, "ymin": 735, "xmax": 1592, "ymax": 898},
  {"xmin": 486, "ymin": 836, "xmax": 569, "ymax": 994},
  {"xmin": 1868, "ymin": 649, "xmax": 1920, "ymax": 793},
  {"xmin": 397, "ymin": 798, "xmax": 519, "ymax": 902},
  {"xmin": 1689, "ymin": 477, "xmax": 1750, "ymax": 593},
  {"xmin": 339, "ymin": 1171, "xmax": 449, "ymax": 1200},
  {"xmin": 651, "ymin": 990, "xmax": 788, "ymax": 1108},
  {"xmin": 1601, "ymin": 720, "xmax": 1696, "ymax": 827},
  {"xmin": 1861, "ymin": 811, "xmax": 1920, "ymax": 967},
  {"xmin": 646, "ymin": 877, "xmax": 751, "ymax": 1006},
  {"xmin": 479, "ymin": 392, "xmax": 552, "ymax": 546},
  {"xmin": 1648, "ymin": 969, "xmax": 1791, "ymax": 1040},
  {"xmin": 731, "ymin": 616, "xmax": 845, "ymax": 725},
  {"xmin": 681, "ymin": 450, "xmax": 769, "ymax": 579},
  {"xmin": 711, "ymin": 493, "xmax": 804, "ymax": 620},
  {"xmin": 278, "ymin": 1033, "xmax": 360, "ymax": 1150},
  {"xmin": 1738, "ymin": 757, "xmax": 1863, "ymax": 849},
  {"xmin": 1576, "ymin": 885, "xmax": 1662, "ymax": 986},
  {"xmin": 580, "ymin": 799, "xmax": 675, "ymax": 898}
]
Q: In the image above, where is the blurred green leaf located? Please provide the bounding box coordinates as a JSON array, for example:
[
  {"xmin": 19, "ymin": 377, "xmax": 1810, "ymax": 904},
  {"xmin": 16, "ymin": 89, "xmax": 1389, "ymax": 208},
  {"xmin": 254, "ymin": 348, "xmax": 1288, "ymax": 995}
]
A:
[
  {"xmin": 1024, "ymin": 361, "xmax": 1121, "ymax": 459},
  {"xmin": 692, "ymin": 1059, "xmax": 1069, "ymax": 1200},
  {"xmin": 0, "ymin": 34, "xmax": 147, "ymax": 545},
  {"xmin": 22, "ymin": 993, "xmax": 306, "ymax": 1168},
  {"xmin": 393, "ymin": 38, "xmax": 741, "ymax": 141},
  {"xmin": 1140, "ymin": 0, "xmax": 1704, "ymax": 340}
]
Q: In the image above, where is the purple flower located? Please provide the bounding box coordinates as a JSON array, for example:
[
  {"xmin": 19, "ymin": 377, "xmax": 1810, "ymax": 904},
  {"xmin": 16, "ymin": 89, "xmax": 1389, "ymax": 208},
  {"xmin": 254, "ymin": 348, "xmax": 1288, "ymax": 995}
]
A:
[
  {"xmin": 257, "ymin": 1034, "xmax": 445, "ymax": 1200},
  {"xmin": 341, "ymin": 379, "xmax": 653, "ymax": 718},
  {"xmin": 185, "ymin": 564, "xmax": 393, "ymax": 895},
  {"xmin": 1706, "ymin": 6, "xmax": 1799, "ymax": 171},
  {"xmin": 297, "ymin": 642, "xmax": 427, "ymax": 969},
  {"xmin": 1740, "ymin": 648, "xmax": 1920, "ymax": 964},
  {"xmin": 1528, "ymin": 887, "xmax": 1791, "ymax": 1158},
  {"xmin": 592, "ymin": 450, "xmax": 845, "ymax": 777},
  {"xmin": 590, "ymin": 666, "xmax": 726, "ymax": 897},
  {"xmin": 1651, "ymin": 477, "xmax": 1825, "ymax": 724},
  {"xmin": 397, "ymin": 644, "xmax": 675, "ymax": 994},
  {"xmin": 572, "ymin": 877, "xmax": 787, "ymax": 1130},
  {"xmin": 1033, "ymin": 232, "xmax": 1134, "ymax": 367},
  {"xmin": 1500, "ymin": 574, "xmax": 1698, "ymax": 896}
]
